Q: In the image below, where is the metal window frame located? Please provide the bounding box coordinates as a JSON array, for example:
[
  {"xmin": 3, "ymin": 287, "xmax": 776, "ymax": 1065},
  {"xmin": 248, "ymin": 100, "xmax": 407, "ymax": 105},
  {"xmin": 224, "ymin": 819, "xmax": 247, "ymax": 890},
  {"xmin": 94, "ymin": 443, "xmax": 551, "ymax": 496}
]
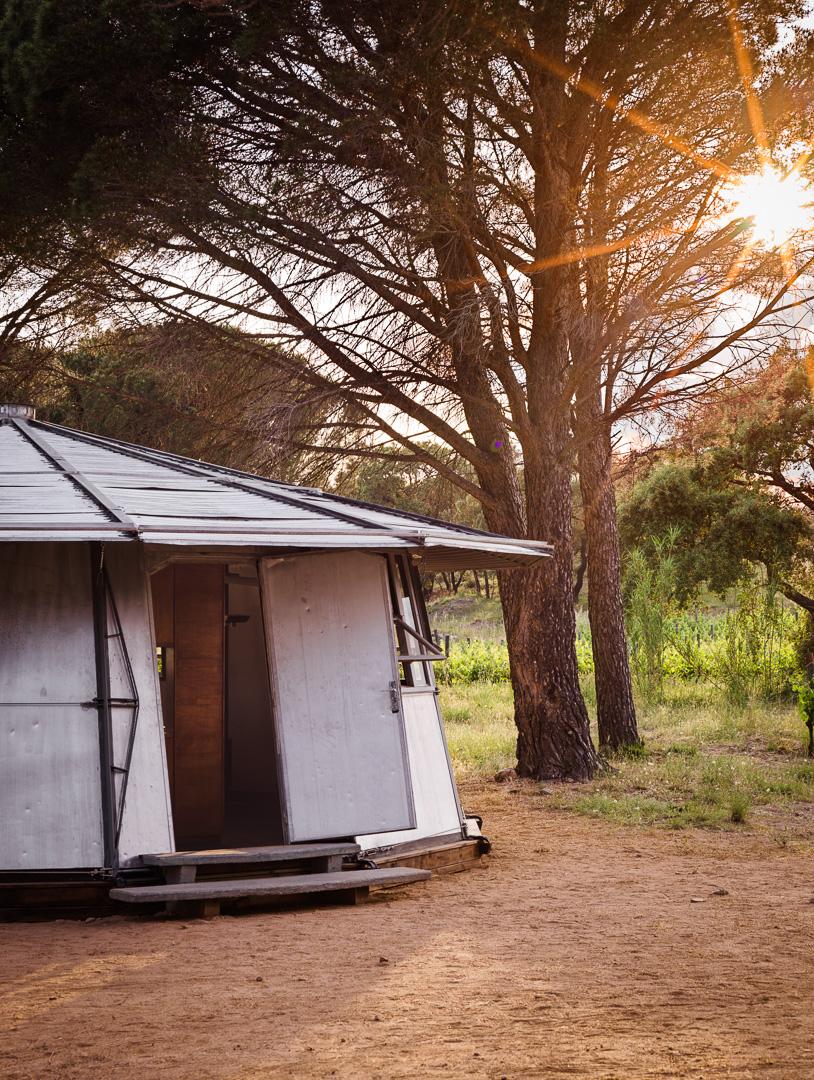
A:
[
  {"xmin": 89, "ymin": 543, "xmax": 141, "ymax": 868},
  {"xmin": 387, "ymin": 555, "xmax": 445, "ymax": 687}
]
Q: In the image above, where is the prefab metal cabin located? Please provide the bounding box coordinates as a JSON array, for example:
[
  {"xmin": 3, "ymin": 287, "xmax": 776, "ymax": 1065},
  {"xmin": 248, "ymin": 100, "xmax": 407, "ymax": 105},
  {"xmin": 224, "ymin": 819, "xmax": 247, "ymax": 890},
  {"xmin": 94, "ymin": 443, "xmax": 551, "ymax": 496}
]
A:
[{"xmin": 0, "ymin": 404, "xmax": 550, "ymax": 886}]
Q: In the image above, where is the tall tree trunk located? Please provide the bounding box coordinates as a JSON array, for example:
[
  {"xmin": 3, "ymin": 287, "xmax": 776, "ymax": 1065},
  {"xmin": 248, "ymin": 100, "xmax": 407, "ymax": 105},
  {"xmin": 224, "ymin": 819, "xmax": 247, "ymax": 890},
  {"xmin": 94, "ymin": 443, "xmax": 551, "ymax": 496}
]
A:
[
  {"xmin": 575, "ymin": 392, "xmax": 639, "ymax": 750},
  {"xmin": 429, "ymin": 126, "xmax": 596, "ymax": 778},
  {"xmin": 482, "ymin": 429, "xmax": 599, "ymax": 781},
  {"xmin": 498, "ymin": 536, "xmax": 599, "ymax": 781}
]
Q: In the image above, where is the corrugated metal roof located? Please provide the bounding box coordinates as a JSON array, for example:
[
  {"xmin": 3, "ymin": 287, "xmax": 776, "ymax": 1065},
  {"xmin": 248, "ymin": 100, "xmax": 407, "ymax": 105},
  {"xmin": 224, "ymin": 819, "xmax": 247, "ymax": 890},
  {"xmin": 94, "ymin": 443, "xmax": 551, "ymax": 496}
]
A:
[{"xmin": 0, "ymin": 413, "xmax": 551, "ymax": 568}]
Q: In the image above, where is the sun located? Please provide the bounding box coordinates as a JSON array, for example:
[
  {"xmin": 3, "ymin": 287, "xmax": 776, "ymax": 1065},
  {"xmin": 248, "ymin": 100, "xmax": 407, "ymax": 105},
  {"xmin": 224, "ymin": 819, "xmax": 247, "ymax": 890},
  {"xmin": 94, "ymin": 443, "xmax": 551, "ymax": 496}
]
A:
[{"xmin": 727, "ymin": 166, "xmax": 814, "ymax": 247}]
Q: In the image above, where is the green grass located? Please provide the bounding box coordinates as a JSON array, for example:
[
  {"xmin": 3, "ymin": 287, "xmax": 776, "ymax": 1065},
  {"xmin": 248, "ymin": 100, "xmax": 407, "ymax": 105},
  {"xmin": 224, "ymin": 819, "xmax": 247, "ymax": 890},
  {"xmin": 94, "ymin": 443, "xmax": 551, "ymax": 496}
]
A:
[
  {"xmin": 440, "ymin": 679, "xmax": 814, "ymax": 829},
  {"xmin": 441, "ymin": 682, "xmax": 516, "ymax": 777}
]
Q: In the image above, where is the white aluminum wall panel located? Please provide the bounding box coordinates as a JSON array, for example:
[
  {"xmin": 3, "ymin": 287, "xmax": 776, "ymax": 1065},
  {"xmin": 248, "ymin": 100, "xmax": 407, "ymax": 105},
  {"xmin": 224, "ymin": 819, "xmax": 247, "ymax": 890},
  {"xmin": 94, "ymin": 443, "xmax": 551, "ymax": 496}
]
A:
[
  {"xmin": 0, "ymin": 542, "xmax": 104, "ymax": 868},
  {"xmin": 0, "ymin": 542, "xmax": 97, "ymax": 702},
  {"xmin": 104, "ymin": 545, "xmax": 174, "ymax": 864},
  {"xmin": 260, "ymin": 551, "xmax": 415, "ymax": 841},
  {"xmin": 356, "ymin": 690, "xmax": 464, "ymax": 852},
  {"xmin": 0, "ymin": 706, "xmax": 104, "ymax": 868}
]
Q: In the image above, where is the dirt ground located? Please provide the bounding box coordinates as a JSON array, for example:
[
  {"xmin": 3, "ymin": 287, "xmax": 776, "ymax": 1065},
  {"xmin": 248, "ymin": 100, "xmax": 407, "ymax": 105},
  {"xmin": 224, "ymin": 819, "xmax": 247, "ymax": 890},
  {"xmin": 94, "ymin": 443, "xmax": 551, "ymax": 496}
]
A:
[{"xmin": 2, "ymin": 782, "xmax": 813, "ymax": 1080}]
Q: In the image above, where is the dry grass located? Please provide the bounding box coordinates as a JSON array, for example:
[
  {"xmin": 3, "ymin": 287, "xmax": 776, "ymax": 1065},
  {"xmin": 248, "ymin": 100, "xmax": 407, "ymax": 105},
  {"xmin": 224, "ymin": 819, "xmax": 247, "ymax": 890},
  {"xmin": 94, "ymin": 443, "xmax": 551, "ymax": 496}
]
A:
[{"xmin": 441, "ymin": 678, "xmax": 814, "ymax": 828}]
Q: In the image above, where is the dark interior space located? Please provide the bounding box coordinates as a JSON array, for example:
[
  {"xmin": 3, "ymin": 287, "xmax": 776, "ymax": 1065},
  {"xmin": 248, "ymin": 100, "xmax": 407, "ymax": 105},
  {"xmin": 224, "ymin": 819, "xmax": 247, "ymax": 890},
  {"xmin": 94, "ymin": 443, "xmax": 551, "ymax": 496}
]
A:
[
  {"xmin": 224, "ymin": 566, "xmax": 283, "ymax": 845},
  {"xmin": 150, "ymin": 561, "xmax": 282, "ymax": 850}
]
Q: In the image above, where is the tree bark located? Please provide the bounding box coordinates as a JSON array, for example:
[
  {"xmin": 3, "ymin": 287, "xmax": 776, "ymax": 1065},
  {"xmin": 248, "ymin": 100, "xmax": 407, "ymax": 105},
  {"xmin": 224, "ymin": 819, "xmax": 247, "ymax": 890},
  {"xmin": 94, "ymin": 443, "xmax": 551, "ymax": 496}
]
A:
[
  {"xmin": 478, "ymin": 459, "xmax": 598, "ymax": 779},
  {"xmin": 780, "ymin": 582, "xmax": 814, "ymax": 614},
  {"xmin": 576, "ymin": 393, "xmax": 639, "ymax": 750},
  {"xmin": 482, "ymin": 417, "xmax": 599, "ymax": 781},
  {"xmin": 427, "ymin": 186, "xmax": 598, "ymax": 778},
  {"xmin": 500, "ymin": 558, "xmax": 599, "ymax": 780}
]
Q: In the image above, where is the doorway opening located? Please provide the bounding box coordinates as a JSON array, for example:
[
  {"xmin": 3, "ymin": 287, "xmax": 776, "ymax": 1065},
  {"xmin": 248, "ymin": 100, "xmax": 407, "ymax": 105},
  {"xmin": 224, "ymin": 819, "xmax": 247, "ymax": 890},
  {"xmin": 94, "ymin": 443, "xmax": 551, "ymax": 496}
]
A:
[{"xmin": 150, "ymin": 561, "xmax": 283, "ymax": 850}]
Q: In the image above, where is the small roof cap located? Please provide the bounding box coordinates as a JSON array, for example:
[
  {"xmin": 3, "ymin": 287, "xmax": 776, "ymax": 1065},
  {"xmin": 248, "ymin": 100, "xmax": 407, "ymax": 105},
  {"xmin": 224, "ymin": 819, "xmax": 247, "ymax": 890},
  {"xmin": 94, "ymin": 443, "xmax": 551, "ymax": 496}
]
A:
[{"xmin": 0, "ymin": 404, "xmax": 36, "ymax": 420}]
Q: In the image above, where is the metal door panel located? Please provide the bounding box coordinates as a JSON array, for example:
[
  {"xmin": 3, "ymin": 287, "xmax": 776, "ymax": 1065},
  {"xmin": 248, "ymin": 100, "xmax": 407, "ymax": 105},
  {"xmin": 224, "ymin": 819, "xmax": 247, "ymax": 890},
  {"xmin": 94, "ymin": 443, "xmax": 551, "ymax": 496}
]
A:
[
  {"xmin": 260, "ymin": 551, "xmax": 415, "ymax": 841},
  {"xmin": 104, "ymin": 545, "xmax": 174, "ymax": 866},
  {"xmin": 357, "ymin": 690, "xmax": 464, "ymax": 851}
]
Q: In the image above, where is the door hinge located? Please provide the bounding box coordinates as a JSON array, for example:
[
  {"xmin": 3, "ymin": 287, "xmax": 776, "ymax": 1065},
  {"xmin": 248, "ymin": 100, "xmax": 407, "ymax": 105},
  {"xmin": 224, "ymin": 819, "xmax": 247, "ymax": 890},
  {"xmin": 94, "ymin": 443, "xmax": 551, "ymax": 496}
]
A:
[{"xmin": 389, "ymin": 680, "xmax": 401, "ymax": 713}]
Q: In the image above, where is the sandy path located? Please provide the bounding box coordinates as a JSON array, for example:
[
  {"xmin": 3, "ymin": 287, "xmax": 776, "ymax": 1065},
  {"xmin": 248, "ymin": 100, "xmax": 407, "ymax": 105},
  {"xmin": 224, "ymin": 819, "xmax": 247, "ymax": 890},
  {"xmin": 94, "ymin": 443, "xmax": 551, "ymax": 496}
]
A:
[{"xmin": 1, "ymin": 782, "xmax": 813, "ymax": 1080}]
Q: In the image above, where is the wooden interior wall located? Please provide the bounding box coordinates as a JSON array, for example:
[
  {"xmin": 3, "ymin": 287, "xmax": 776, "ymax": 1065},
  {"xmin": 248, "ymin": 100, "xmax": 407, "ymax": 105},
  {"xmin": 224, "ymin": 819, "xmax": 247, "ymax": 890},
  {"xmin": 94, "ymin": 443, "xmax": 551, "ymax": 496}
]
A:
[
  {"xmin": 150, "ymin": 564, "xmax": 225, "ymax": 846},
  {"xmin": 150, "ymin": 567, "xmax": 175, "ymax": 788}
]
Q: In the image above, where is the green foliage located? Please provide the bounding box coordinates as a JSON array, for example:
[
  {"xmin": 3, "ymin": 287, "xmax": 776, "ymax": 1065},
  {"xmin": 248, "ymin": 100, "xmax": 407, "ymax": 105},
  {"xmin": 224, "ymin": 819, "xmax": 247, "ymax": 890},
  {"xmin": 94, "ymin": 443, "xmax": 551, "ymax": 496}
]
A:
[
  {"xmin": 701, "ymin": 356, "xmax": 814, "ymax": 520},
  {"xmin": 791, "ymin": 672, "xmax": 814, "ymax": 756},
  {"xmin": 655, "ymin": 608, "xmax": 800, "ymax": 699},
  {"xmin": 430, "ymin": 583, "xmax": 805, "ymax": 706},
  {"xmin": 434, "ymin": 634, "xmax": 595, "ymax": 686},
  {"xmin": 618, "ymin": 354, "xmax": 814, "ymax": 619},
  {"xmin": 624, "ymin": 532, "xmax": 679, "ymax": 703},
  {"xmin": 575, "ymin": 634, "xmax": 595, "ymax": 676},
  {"xmin": 618, "ymin": 459, "xmax": 808, "ymax": 602},
  {"xmin": 792, "ymin": 676, "xmax": 814, "ymax": 721},
  {"xmin": 713, "ymin": 586, "xmax": 799, "ymax": 705},
  {"xmin": 1, "ymin": 323, "xmax": 331, "ymax": 480},
  {"xmin": 0, "ymin": 0, "xmax": 220, "ymax": 242},
  {"xmin": 728, "ymin": 791, "xmax": 750, "ymax": 823},
  {"xmin": 435, "ymin": 640, "xmax": 510, "ymax": 685}
]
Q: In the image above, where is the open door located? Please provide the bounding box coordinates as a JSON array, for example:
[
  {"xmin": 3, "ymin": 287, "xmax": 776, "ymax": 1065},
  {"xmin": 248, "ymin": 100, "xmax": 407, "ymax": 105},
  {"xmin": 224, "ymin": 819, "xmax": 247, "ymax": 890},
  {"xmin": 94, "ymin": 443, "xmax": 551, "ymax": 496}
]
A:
[
  {"xmin": 150, "ymin": 563, "xmax": 225, "ymax": 848},
  {"xmin": 260, "ymin": 551, "xmax": 415, "ymax": 842}
]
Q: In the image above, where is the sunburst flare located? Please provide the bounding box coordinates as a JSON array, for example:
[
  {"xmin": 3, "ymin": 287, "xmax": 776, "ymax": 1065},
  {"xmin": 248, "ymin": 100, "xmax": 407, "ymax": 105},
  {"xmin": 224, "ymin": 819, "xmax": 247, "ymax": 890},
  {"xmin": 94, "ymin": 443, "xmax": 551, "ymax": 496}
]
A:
[{"xmin": 726, "ymin": 166, "xmax": 814, "ymax": 247}]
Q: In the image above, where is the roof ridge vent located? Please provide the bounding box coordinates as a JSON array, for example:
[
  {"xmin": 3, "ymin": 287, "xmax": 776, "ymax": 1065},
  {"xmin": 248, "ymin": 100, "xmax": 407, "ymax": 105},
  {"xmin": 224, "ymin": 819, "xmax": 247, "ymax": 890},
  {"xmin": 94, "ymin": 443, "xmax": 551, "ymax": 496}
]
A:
[{"xmin": 0, "ymin": 403, "xmax": 36, "ymax": 420}]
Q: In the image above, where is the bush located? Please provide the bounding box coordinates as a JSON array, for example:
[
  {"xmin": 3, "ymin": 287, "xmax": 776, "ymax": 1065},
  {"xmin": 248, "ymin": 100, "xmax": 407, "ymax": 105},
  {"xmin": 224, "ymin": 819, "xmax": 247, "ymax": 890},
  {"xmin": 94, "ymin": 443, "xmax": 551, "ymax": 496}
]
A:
[
  {"xmin": 625, "ymin": 534, "xmax": 679, "ymax": 703},
  {"xmin": 436, "ymin": 635, "xmax": 596, "ymax": 685},
  {"xmin": 575, "ymin": 634, "xmax": 595, "ymax": 674},
  {"xmin": 712, "ymin": 587, "xmax": 799, "ymax": 704},
  {"xmin": 435, "ymin": 640, "xmax": 510, "ymax": 685},
  {"xmin": 791, "ymin": 674, "xmax": 814, "ymax": 756},
  {"xmin": 433, "ymin": 584, "xmax": 807, "ymax": 702}
]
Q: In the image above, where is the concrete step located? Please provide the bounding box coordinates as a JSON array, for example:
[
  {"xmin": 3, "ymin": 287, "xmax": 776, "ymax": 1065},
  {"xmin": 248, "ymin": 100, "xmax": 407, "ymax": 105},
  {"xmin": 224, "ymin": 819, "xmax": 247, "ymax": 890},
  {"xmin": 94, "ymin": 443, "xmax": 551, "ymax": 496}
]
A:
[{"xmin": 110, "ymin": 867, "xmax": 430, "ymax": 917}]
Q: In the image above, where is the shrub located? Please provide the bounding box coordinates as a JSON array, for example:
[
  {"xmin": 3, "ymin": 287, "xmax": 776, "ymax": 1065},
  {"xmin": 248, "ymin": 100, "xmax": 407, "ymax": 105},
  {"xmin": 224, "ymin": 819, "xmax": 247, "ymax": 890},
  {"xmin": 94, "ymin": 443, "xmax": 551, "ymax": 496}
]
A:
[
  {"xmin": 712, "ymin": 587, "xmax": 799, "ymax": 705},
  {"xmin": 432, "ymin": 582, "xmax": 807, "ymax": 705},
  {"xmin": 435, "ymin": 640, "xmax": 510, "ymax": 685},
  {"xmin": 575, "ymin": 634, "xmax": 595, "ymax": 674},
  {"xmin": 791, "ymin": 674, "xmax": 814, "ymax": 757},
  {"xmin": 729, "ymin": 791, "xmax": 751, "ymax": 823},
  {"xmin": 625, "ymin": 533, "xmax": 679, "ymax": 703}
]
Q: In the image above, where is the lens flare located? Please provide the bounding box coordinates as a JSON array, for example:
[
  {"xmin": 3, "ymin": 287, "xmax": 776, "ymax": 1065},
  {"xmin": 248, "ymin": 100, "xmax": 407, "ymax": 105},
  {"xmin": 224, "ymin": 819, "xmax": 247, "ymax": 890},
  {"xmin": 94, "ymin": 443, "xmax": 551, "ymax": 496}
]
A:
[{"xmin": 727, "ymin": 166, "xmax": 814, "ymax": 247}]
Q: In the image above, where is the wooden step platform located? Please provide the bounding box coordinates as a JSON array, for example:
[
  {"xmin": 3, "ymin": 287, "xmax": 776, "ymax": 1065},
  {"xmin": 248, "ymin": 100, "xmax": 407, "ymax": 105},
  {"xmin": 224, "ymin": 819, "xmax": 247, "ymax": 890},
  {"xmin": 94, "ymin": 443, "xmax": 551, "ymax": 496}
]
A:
[
  {"xmin": 373, "ymin": 837, "xmax": 487, "ymax": 876},
  {"xmin": 110, "ymin": 867, "xmax": 430, "ymax": 917},
  {"xmin": 141, "ymin": 843, "xmax": 359, "ymax": 882}
]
